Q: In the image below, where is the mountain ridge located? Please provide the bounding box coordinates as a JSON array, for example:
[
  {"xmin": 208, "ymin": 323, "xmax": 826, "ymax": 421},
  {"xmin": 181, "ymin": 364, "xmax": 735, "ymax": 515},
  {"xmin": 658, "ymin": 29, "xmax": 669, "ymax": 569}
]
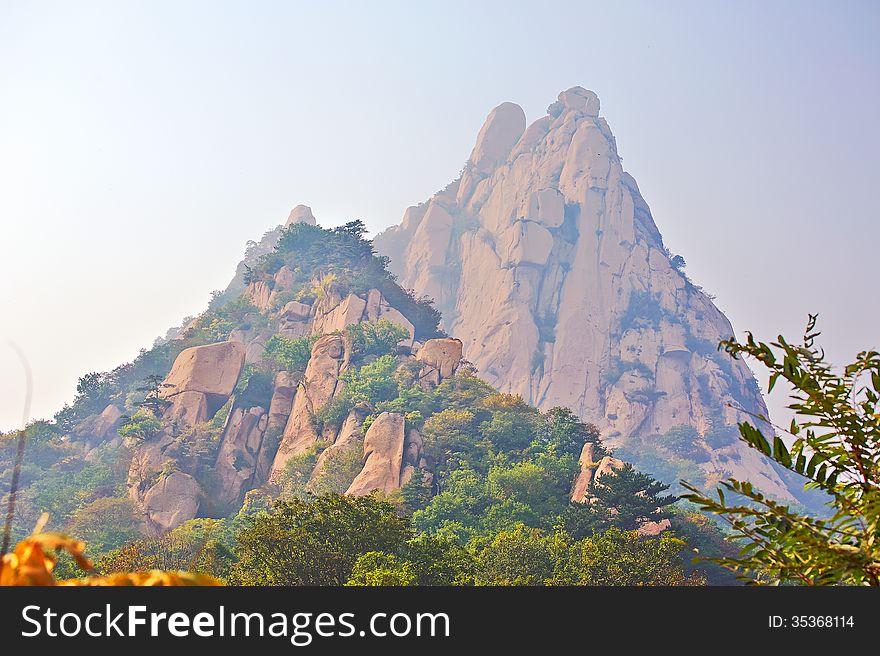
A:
[{"xmin": 374, "ymin": 86, "xmax": 798, "ymax": 502}]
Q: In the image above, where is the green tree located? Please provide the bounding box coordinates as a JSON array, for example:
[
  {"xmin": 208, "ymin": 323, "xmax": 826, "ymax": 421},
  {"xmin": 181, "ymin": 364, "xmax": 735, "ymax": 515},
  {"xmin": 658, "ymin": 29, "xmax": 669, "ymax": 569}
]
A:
[
  {"xmin": 683, "ymin": 316, "xmax": 880, "ymax": 585},
  {"xmin": 473, "ymin": 524, "xmax": 558, "ymax": 585},
  {"xmin": 345, "ymin": 552, "xmax": 417, "ymax": 586},
  {"xmin": 538, "ymin": 407, "xmax": 605, "ymax": 459},
  {"xmin": 560, "ymin": 464, "xmax": 677, "ymax": 537},
  {"xmin": 552, "ymin": 527, "xmax": 704, "ymax": 586},
  {"xmin": 136, "ymin": 374, "xmax": 173, "ymax": 416},
  {"xmin": 67, "ymin": 496, "xmax": 140, "ymax": 555},
  {"xmin": 118, "ymin": 409, "xmax": 162, "ymax": 443},
  {"xmin": 263, "ymin": 334, "xmax": 319, "ymax": 372},
  {"xmin": 347, "ymin": 319, "xmax": 410, "ymax": 360},
  {"xmin": 480, "ymin": 411, "xmax": 535, "ymax": 453},
  {"xmin": 230, "ymin": 495, "xmax": 412, "ymax": 585}
]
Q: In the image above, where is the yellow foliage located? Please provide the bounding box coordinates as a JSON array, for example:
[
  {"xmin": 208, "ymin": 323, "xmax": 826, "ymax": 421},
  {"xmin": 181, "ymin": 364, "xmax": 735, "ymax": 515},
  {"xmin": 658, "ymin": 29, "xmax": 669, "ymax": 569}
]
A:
[
  {"xmin": 1, "ymin": 517, "xmax": 222, "ymax": 587},
  {"xmin": 0, "ymin": 531, "xmax": 91, "ymax": 586},
  {"xmin": 479, "ymin": 393, "xmax": 529, "ymax": 412}
]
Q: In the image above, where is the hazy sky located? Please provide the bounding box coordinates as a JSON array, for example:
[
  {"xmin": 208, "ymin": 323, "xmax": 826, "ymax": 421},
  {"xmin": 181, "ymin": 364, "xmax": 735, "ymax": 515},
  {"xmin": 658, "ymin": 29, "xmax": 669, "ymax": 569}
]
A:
[{"xmin": 1, "ymin": 1, "xmax": 878, "ymax": 431}]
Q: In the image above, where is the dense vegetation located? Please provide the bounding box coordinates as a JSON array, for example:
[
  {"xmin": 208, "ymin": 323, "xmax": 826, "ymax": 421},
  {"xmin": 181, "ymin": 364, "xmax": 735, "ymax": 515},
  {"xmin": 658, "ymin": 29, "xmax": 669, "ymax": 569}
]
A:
[
  {"xmin": 1, "ymin": 221, "xmax": 739, "ymax": 586},
  {"xmin": 685, "ymin": 316, "xmax": 880, "ymax": 585}
]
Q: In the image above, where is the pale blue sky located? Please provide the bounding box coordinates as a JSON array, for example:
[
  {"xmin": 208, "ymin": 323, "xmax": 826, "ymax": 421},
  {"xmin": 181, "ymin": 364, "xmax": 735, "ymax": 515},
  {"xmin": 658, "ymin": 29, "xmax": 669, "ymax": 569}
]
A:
[{"xmin": 1, "ymin": 1, "xmax": 878, "ymax": 430}]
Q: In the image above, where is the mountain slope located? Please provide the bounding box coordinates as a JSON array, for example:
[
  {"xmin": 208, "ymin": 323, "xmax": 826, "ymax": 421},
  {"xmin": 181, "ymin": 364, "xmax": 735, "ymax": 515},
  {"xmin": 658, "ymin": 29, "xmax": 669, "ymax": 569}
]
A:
[{"xmin": 375, "ymin": 87, "xmax": 795, "ymax": 501}]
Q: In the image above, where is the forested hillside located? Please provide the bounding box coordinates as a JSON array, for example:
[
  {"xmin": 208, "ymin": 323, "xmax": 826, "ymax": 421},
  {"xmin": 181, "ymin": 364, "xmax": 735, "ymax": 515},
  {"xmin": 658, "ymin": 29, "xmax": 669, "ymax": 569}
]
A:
[{"xmin": 1, "ymin": 215, "xmax": 737, "ymax": 584}]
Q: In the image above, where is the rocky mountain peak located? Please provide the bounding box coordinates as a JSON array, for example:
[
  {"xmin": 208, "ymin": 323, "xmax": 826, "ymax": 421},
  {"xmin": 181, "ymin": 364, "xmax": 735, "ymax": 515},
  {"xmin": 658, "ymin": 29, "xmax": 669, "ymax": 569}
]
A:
[
  {"xmin": 375, "ymin": 87, "xmax": 800, "ymax": 502},
  {"xmin": 286, "ymin": 204, "xmax": 317, "ymax": 227},
  {"xmin": 469, "ymin": 101, "xmax": 526, "ymax": 174}
]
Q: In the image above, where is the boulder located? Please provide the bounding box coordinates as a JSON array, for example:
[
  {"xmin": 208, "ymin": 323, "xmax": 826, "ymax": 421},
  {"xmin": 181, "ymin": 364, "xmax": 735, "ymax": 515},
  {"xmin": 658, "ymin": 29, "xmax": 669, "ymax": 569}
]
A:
[
  {"xmin": 346, "ymin": 412, "xmax": 406, "ymax": 496},
  {"xmin": 74, "ymin": 404, "xmax": 123, "ymax": 444},
  {"xmin": 312, "ymin": 293, "xmax": 367, "ymax": 335},
  {"xmin": 164, "ymin": 390, "xmax": 209, "ymax": 428},
  {"xmin": 270, "ymin": 334, "xmax": 347, "ymax": 478},
  {"xmin": 280, "ymin": 300, "xmax": 312, "ymax": 322},
  {"xmin": 266, "ymin": 371, "xmax": 299, "ymax": 434},
  {"xmin": 636, "ymin": 518, "xmax": 672, "ymax": 538},
  {"xmin": 162, "ymin": 341, "xmax": 245, "ymax": 408},
  {"xmin": 594, "ymin": 456, "xmax": 626, "ymax": 484},
  {"xmin": 469, "ymin": 102, "xmax": 527, "ymax": 173},
  {"xmin": 309, "ymin": 409, "xmax": 365, "ymax": 487},
  {"xmin": 364, "ymin": 289, "xmax": 415, "ymax": 341},
  {"xmin": 557, "ymin": 86, "xmax": 600, "ymax": 116},
  {"xmin": 416, "ymin": 338, "xmax": 463, "ymax": 386},
  {"xmin": 274, "ymin": 266, "xmax": 296, "ymax": 290},
  {"xmin": 246, "ymin": 280, "xmax": 274, "ymax": 312},
  {"xmin": 140, "ymin": 472, "xmax": 201, "ymax": 534},
  {"xmin": 286, "ymin": 204, "xmax": 317, "ymax": 227},
  {"xmin": 570, "ymin": 442, "xmax": 598, "ymax": 503}
]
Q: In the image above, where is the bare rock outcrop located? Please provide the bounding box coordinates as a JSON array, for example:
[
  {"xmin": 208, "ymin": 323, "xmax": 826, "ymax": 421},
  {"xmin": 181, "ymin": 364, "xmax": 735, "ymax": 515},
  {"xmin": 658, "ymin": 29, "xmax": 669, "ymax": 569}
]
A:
[
  {"xmin": 570, "ymin": 447, "xmax": 624, "ymax": 503},
  {"xmin": 286, "ymin": 204, "xmax": 317, "ymax": 227},
  {"xmin": 416, "ymin": 338, "xmax": 463, "ymax": 386},
  {"xmin": 375, "ymin": 87, "xmax": 795, "ymax": 501},
  {"xmin": 346, "ymin": 412, "xmax": 407, "ymax": 496},
  {"xmin": 164, "ymin": 390, "xmax": 209, "ymax": 428},
  {"xmin": 214, "ymin": 405, "xmax": 269, "ymax": 509},
  {"xmin": 636, "ymin": 518, "xmax": 672, "ymax": 537},
  {"xmin": 312, "ymin": 288, "xmax": 414, "ymax": 341},
  {"xmin": 570, "ymin": 442, "xmax": 598, "ymax": 503},
  {"xmin": 162, "ymin": 341, "xmax": 245, "ymax": 411},
  {"xmin": 140, "ymin": 472, "xmax": 201, "ymax": 534},
  {"xmin": 74, "ymin": 403, "xmax": 123, "ymax": 445},
  {"xmin": 266, "ymin": 371, "xmax": 299, "ymax": 435},
  {"xmin": 270, "ymin": 334, "xmax": 347, "ymax": 478},
  {"xmin": 309, "ymin": 408, "xmax": 366, "ymax": 487}
]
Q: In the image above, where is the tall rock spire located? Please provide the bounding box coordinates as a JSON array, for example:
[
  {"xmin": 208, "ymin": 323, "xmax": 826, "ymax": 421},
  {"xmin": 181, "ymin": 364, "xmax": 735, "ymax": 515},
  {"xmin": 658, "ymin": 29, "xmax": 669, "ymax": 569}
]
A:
[{"xmin": 375, "ymin": 87, "xmax": 797, "ymax": 500}]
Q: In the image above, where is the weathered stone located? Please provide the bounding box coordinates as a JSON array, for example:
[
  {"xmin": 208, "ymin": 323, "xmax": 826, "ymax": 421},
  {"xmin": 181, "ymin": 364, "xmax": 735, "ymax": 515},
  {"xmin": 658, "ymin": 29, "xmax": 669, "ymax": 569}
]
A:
[
  {"xmin": 570, "ymin": 442, "xmax": 598, "ymax": 503},
  {"xmin": 286, "ymin": 204, "xmax": 317, "ymax": 226},
  {"xmin": 141, "ymin": 472, "xmax": 201, "ymax": 534},
  {"xmin": 280, "ymin": 300, "xmax": 312, "ymax": 322},
  {"xmin": 246, "ymin": 280, "xmax": 274, "ymax": 312},
  {"xmin": 270, "ymin": 334, "xmax": 346, "ymax": 478},
  {"xmin": 164, "ymin": 391, "xmax": 209, "ymax": 428},
  {"xmin": 636, "ymin": 518, "xmax": 672, "ymax": 537},
  {"xmin": 346, "ymin": 412, "xmax": 406, "ymax": 496},
  {"xmin": 416, "ymin": 338, "xmax": 463, "ymax": 387},
  {"xmin": 310, "ymin": 409, "xmax": 365, "ymax": 487},
  {"xmin": 374, "ymin": 87, "xmax": 796, "ymax": 502},
  {"xmin": 214, "ymin": 406, "xmax": 268, "ymax": 509},
  {"xmin": 469, "ymin": 102, "xmax": 527, "ymax": 173},
  {"xmin": 74, "ymin": 404, "xmax": 123, "ymax": 444},
  {"xmin": 312, "ymin": 293, "xmax": 367, "ymax": 335},
  {"xmin": 162, "ymin": 341, "xmax": 245, "ymax": 402},
  {"xmin": 266, "ymin": 371, "xmax": 299, "ymax": 434}
]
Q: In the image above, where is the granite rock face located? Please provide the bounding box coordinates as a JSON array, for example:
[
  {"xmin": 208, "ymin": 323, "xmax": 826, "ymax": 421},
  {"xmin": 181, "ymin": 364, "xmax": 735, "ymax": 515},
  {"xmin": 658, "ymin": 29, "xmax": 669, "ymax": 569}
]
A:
[{"xmin": 375, "ymin": 87, "xmax": 793, "ymax": 500}]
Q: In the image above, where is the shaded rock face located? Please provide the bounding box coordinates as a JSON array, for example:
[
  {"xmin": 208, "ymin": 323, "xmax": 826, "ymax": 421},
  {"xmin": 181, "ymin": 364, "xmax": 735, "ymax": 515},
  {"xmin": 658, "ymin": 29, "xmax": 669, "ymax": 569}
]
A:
[
  {"xmin": 214, "ymin": 405, "xmax": 269, "ymax": 510},
  {"xmin": 375, "ymin": 86, "xmax": 793, "ymax": 501},
  {"xmin": 128, "ymin": 340, "xmax": 245, "ymax": 532},
  {"xmin": 270, "ymin": 334, "xmax": 348, "ymax": 478},
  {"xmin": 74, "ymin": 404, "xmax": 123, "ymax": 447},
  {"xmin": 347, "ymin": 413, "xmax": 406, "ymax": 496},
  {"xmin": 140, "ymin": 472, "xmax": 201, "ymax": 535},
  {"xmin": 309, "ymin": 408, "xmax": 366, "ymax": 487}
]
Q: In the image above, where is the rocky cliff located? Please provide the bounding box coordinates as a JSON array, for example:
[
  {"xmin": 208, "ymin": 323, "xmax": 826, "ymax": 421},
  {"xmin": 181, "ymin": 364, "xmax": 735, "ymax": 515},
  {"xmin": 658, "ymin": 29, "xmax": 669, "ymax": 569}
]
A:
[
  {"xmin": 375, "ymin": 87, "xmax": 795, "ymax": 501},
  {"xmin": 122, "ymin": 212, "xmax": 459, "ymax": 533}
]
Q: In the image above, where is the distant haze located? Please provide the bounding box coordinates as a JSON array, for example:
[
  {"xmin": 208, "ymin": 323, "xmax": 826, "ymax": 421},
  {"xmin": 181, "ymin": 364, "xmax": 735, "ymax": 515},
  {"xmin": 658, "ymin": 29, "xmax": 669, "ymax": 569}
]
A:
[{"xmin": 1, "ymin": 0, "xmax": 878, "ymax": 431}]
